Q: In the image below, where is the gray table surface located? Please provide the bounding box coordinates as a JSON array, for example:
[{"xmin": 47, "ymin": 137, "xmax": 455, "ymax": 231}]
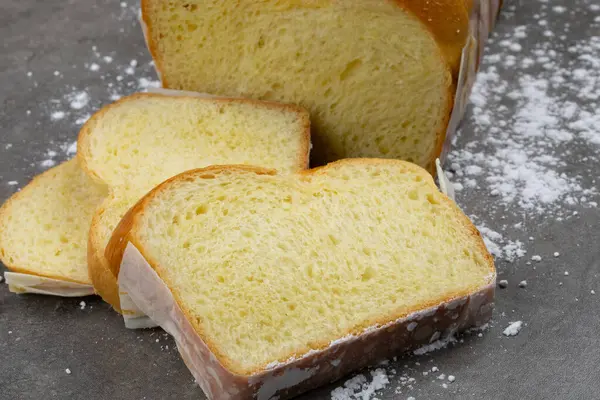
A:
[{"xmin": 1, "ymin": 0, "xmax": 599, "ymax": 399}]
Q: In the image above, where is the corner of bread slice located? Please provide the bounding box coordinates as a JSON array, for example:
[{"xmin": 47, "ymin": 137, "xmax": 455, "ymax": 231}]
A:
[{"xmin": 0, "ymin": 158, "xmax": 107, "ymax": 285}]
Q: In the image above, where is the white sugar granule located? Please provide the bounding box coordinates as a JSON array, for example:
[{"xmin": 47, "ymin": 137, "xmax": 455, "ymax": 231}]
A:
[
  {"xmin": 413, "ymin": 335, "xmax": 457, "ymax": 356},
  {"xmin": 50, "ymin": 111, "xmax": 66, "ymax": 121},
  {"xmin": 65, "ymin": 368, "xmax": 72, "ymax": 374},
  {"xmin": 7, "ymin": 181, "xmax": 18, "ymax": 186},
  {"xmin": 503, "ymin": 321, "xmax": 523, "ymax": 337},
  {"xmin": 68, "ymin": 91, "xmax": 90, "ymax": 110},
  {"xmin": 89, "ymin": 63, "xmax": 100, "ymax": 71},
  {"xmin": 79, "ymin": 301, "xmax": 86, "ymax": 310},
  {"xmin": 331, "ymin": 369, "xmax": 390, "ymax": 400},
  {"xmin": 39, "ymin": 159, "xmax": 56, "ymax": 168},
  {"xmin": 476, "ymin": 223, "xmax": 525, "ymax": 262}
]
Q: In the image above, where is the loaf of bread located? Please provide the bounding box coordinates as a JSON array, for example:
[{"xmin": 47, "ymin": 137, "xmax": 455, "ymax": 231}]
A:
[
  {"xmin": 77, "ymin": 92, "xmax": 311, "ymax": 312},
  {"xmin": 106, "ymin": 159, "xmax": 495, "ymax": 399},
  {"xmin": 140, "ymin": 0, "xmax": 471, "ymax": 172},
  {"xmin": 0, "ymin": 159, "xmax": 107, "ymax": 285}
]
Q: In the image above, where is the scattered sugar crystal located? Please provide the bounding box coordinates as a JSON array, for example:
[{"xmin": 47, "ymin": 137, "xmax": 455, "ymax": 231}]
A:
[
  {"xmin": 554, "ymin": 252, "xmax": 560, "ymax": 257},
  {"xmin": 50, "ymin": 111, "xmax": 66, "ymax": 120},
  {"xmin": 65, "ymin": 368, "xmax": 72, "ymax": 374},
  {"xmin": 40, "ymin": 159, "xmax": 56, "ymax": 168},
  {"xmin": 68, "ymin": 91, "xmax": 90, "ymax": 110},
  {"xmin": 531, "ymin": 255, "xmax": 542, "ymax": 262},
  {"xmin": 503, "ymin": 321, "xmax": 523, "ymax": 337},
  {"xmin": 448, "ymin": 375, "xmax": 456, "ymax": 382},
  {"xmin": 89, "ymin": 63, "xmax": 100, "ymax": 71}
]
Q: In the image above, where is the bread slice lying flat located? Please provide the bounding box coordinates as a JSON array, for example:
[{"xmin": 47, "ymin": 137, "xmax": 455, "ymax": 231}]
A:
[
  {"xmin": 106, "ymin": 159, "xmax": 495, "ymax": 391},
  {"xmin": 77, "ymin": 92, "xmax": 310, "ymax": 312},
  {"xmin": 0, "ymin": 159, "xmax": 107, "ymax": 284},
  {"xmin": 141, "ymin": 0, "xmax": 470, "ymax": 172}
]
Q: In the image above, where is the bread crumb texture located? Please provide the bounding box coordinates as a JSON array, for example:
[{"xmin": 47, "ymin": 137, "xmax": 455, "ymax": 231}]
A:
[
  {"xmin": 0, "ymin": 159, "xmax": 107, "ymax": 283},
  {"xmin": 80, "ymin": 94, "xmax": 308, "ymax": 189},
  {"xmin": 128, "ymin": 160, "xmax": 493, "ymax": 375},
  {"xmin": 144, "ymin": 0, "xmax": 453, "ymax": 169},
  {"xmin": 80, "ymin": 93, "xmax": 309, "ymax": 309}
]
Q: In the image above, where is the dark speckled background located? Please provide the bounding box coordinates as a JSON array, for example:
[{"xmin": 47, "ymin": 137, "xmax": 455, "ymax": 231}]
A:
[{"xmin": 1, "ymin": 0, "xmax": 599, "ymax": 399}]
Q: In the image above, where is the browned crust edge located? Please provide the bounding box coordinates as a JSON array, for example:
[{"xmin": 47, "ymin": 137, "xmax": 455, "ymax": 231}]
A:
[
  {"xmin": 0, "ymin": 159, "xmax": 94, "ymax": 286},
  {"xmin": 105, "ymin": 158, "xmax": 495, "ymax": 376}
]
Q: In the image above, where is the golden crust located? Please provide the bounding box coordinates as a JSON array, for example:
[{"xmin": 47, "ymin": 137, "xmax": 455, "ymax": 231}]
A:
[
  {"xmin": 87, "ymin": 197, "xmax": 123, "ymax": 312},
  {"xmin": 105, "ymin": 158, "xmax": 494, "ymax": 376},
  {"xmin": 79, "ymin": 93, "xmax": 310, "ymax": 313}
]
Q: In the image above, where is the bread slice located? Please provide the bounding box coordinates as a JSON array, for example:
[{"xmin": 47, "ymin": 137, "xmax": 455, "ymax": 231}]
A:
[
  {"xmin": 141, "ymin": 0, "xmax": 471, "ymax": 172},
  {"xmin": 0, "ymin": 159, "xmax": 107, "ymax": 285},
  {"xmin": 106, "ymin": 159, "xmax": 495, "ymax": 383},
  {"xmin": 77, "ymin": 92, "xmax": 311, "ymax": 312}
]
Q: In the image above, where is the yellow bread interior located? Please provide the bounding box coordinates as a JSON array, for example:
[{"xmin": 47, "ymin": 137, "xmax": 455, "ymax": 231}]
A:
[
  {"xmin": 78, "ymin": 93, "xmax": 310, "ymax": 188},
  {"xmin": 107, "ymin": 159, "xmax": 494, "ymax": 375},
  {"xmin": 78, "ymin": 93, "xmax": 311, "ymax": 311},
  {"xmin": 142, "ymin": 0, "xmax": 455, "ymax": 171},
  {"xmin": 0, "ymin": 159, "xmax": 107, "ymax": 284}
]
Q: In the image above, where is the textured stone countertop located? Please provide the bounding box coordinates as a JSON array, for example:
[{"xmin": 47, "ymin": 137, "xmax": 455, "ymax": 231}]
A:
[{"xmin": 1, "ymin": 0, "xmax": 599, "ymax": 399}]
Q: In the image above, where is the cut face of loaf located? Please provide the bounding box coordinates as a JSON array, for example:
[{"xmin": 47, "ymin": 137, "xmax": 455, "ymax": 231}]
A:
[
  {"xmin": 106, "ymin": 159, "xmax": 495, "ymax": 378},
  {"xmin": 78, "ymin": 92, "xmax": 311, "ymax": 312},
  {"xmin": 0, "ymin": 159, "xmax": 108, "ymax": 284},
  {"xmin": 141, "ymin": 0, "xmax": 470, "ymax": 172}
]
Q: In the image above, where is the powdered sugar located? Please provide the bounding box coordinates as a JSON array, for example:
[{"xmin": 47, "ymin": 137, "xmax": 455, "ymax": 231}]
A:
[
  {"xmin": 444, "ymin": 5, "xmax": 600, "ymax": 265},
  {"xmin": 331, "ymin": 369, "xmax": 390, "ymax": 400},
  {"xmin": 503, "ymin": 321, "xmax": 523, "ymax": 337}
]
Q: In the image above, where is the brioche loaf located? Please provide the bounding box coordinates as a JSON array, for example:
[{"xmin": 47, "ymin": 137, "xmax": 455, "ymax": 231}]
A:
[
  {"xmin": 106, "ymin": 159, "xmax": 495, "ymax": 396},
  {"xmin": 141, "ymin": 0, "xmax": 471, "ymax": 172},
  {"xmin": 0, "ymin": 159, "xmax": 107, "ymax": 284},
  {"xmin": 77, "ymin": 92, "xmax": 311, "ymax": 311}
]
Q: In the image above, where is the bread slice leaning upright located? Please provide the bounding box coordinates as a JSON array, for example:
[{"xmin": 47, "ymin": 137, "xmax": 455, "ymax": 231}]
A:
[
  {"xmin": 0, "ymin": 159, "xmax": 107, "ymax": 289},
  {"xmin": 106, "ymin": 159, "xmax": 496, "ymax": 399},
  {"xmin": 77, "ymin": 92, "xmax": 311, "ymax": 313},
  {"xmin": 141, "ymin": 0, "xmax": 470, "ymax": 172}
]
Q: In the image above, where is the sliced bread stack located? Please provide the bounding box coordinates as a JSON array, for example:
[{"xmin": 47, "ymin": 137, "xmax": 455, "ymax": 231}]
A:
[
  {"xmin": 77, "ymin": 93, "xmax": 310, "ymax": 312},
  {"xmin": 107, "ymin": 159, "xmax": 495, "ymax": 399},
  {"xmin": 0, "ymin": 92, "xmax": 310, "ymax": 307},
  {"xmin": 140, "ymin": 0, "xmax": 471, "ymax": 172}
]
